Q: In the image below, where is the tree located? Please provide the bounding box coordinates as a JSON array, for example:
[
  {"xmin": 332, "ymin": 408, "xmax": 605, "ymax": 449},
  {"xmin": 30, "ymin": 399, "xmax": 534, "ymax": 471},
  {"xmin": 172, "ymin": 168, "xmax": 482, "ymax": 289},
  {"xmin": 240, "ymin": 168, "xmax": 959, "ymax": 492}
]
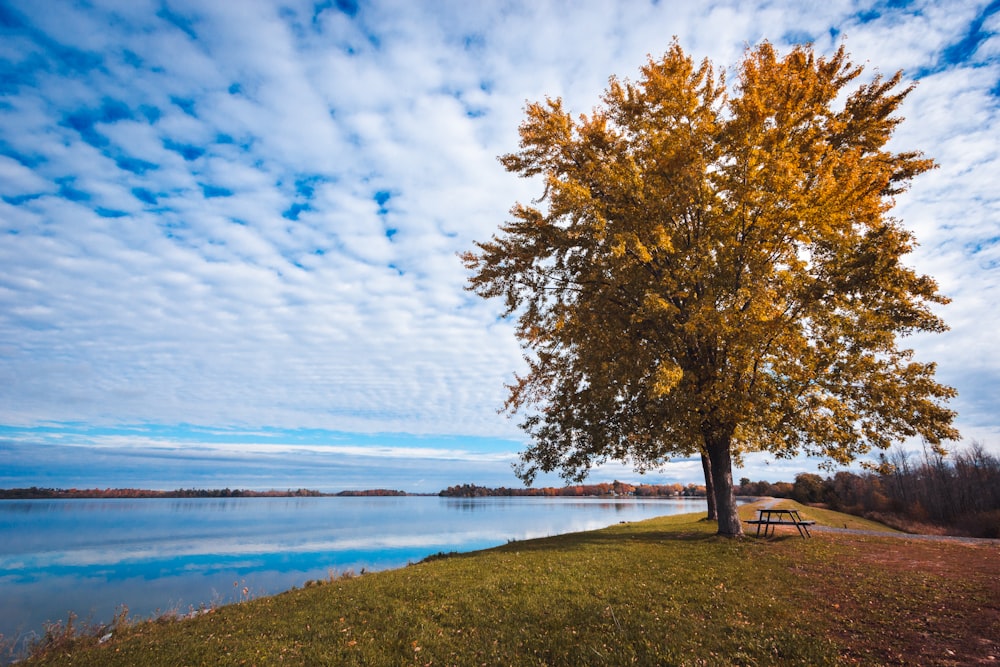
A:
[
  {"xmin": 700, "ymin": 452, "xmax": 717, "ymax": 520},
  {"xmin": 791, "ymin": 472, "xmax": 825, "ymax": 504},
  {"xmin": 463, "ymin": 42, "xmax": 958, "ymax": 536}
]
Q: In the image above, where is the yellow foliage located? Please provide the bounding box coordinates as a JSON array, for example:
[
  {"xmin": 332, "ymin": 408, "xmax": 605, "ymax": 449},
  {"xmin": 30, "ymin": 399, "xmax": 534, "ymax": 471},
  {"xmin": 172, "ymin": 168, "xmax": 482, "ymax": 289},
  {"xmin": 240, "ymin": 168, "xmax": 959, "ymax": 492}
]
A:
[
  {"xmin": 463, "ymin": 40, "xmax": 958, "ymax": 527},
  {"xmin": 651, "ymin": 362, "xmax": 683, "ymax": 397}
]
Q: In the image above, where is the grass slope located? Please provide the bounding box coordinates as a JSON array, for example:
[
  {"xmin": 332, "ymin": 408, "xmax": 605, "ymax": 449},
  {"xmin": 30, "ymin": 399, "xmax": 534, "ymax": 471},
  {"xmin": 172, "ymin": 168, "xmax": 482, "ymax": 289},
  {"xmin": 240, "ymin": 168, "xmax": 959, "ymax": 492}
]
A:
[{"xmin": 22, "ymin": 502, "xmax": 999, "ymax": 666}]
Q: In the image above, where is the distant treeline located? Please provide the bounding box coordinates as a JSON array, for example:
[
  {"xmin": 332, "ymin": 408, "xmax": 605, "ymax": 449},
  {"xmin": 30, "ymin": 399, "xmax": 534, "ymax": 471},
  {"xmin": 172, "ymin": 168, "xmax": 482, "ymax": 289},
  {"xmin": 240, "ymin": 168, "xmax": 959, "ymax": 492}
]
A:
[
  {"xmin": 0, "ymin": 487, "xmax": 406, "ymax": 499},
  {"xmin": 739, "ymin": 441, "xmax": 1000, "ymax": 538},
  {"xmin": 438, "ymin": 481, "xmax": 707, "ymax": 498},
  {"xmin": 334, "ymin": 489, "xmax": 408, "ymax": 496}
]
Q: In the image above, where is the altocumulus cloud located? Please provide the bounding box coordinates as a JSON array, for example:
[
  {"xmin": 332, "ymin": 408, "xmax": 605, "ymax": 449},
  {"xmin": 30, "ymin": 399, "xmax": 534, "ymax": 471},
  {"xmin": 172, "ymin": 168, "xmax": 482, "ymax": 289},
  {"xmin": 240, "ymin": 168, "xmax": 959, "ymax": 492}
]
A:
[{"xmin": 0, "ymin": 0, "xmax": 998, "ymax": 490}]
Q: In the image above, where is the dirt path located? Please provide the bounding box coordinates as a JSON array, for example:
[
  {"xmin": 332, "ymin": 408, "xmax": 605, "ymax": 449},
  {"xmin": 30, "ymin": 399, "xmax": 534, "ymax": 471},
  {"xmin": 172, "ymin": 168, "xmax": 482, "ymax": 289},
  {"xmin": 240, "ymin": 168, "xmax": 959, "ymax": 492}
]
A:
[{"xmin": 810, "ymin": 524, "xmax": 1000, "ymax": 545}]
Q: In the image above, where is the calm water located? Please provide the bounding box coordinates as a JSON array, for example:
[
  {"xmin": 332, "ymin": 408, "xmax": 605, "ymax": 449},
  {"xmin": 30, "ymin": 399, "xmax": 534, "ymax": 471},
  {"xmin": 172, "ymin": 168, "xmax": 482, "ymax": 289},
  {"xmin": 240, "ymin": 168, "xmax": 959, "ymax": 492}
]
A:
[{"xmin": 0, "ymin": 496, "xmax": 709, "ymax": 652}]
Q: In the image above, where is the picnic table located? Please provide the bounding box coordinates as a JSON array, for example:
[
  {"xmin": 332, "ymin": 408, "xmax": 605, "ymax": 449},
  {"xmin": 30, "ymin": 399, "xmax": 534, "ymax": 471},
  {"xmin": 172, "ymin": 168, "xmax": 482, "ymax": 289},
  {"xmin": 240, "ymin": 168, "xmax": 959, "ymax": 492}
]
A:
[{"xmin": 745, "ymin": 508, "xmax": 816, "ymax": 538}]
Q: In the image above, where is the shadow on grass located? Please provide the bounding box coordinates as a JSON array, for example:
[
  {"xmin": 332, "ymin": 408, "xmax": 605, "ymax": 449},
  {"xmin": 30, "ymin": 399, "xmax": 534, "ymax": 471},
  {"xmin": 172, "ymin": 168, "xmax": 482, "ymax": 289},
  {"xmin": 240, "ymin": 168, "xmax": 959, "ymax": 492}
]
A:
[
  {"xmin": 418, "ymin": 528, "xmax": 717, "ymax": 565},
  {"xmin": 743, "ymin": 533, "xmax": 808, "ymax": 543},
  {"xmin": 432, "ymin": 522, "xmax": 738, "ymax": 563},
  {"xmin": 416, "ymin": 511, "xmax": 802, "ymax": 567}
]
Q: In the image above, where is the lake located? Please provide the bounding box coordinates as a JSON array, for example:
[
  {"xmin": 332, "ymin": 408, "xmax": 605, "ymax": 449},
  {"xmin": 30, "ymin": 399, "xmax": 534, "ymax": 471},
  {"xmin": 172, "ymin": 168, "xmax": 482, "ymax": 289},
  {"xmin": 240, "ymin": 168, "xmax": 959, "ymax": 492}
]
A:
[{"xmin": 0, "ymin": 496, "xmax": 711, "ymax": 654}]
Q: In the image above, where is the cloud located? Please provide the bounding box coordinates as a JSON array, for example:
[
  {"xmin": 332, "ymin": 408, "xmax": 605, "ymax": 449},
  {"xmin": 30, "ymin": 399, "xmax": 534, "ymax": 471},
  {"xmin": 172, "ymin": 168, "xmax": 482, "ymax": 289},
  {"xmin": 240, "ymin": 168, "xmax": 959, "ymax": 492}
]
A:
[{"xmin": 1, "ymin": 0, "xmax": 998, "ymax": 489}]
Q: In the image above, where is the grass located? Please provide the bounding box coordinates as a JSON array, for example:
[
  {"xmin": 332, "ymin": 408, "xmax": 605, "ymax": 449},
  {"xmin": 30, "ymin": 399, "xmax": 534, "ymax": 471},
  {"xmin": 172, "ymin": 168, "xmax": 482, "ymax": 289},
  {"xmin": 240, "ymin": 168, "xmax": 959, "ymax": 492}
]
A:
[{"xmin": 18, "ymin": 502, "xmax": 1000, "ymax": 666}]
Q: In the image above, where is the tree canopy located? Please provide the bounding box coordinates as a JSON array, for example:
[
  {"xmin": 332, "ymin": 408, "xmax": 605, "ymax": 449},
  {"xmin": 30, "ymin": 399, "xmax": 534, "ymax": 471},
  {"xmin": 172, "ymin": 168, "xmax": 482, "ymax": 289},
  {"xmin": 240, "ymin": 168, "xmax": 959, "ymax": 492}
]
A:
[{"xmin": 463, "ymin": 41, "xmax": 958, "ymax": 536}]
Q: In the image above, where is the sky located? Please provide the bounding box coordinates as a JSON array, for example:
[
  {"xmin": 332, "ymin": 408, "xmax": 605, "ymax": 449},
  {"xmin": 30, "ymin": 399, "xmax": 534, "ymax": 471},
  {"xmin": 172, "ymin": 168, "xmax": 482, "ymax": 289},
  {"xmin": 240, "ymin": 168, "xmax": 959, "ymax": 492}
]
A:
[{"xmin": 1, "ymin": 0, "xmax": 998, "ymax": 493}]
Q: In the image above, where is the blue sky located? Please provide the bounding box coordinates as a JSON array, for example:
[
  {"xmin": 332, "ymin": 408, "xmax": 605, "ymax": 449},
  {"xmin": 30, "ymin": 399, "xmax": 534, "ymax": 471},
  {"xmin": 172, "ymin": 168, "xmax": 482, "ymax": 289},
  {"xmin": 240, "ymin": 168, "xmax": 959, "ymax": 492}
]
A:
[{"xmin": 1, "ymin": 0, "xmax": 998, "ymax": 493}]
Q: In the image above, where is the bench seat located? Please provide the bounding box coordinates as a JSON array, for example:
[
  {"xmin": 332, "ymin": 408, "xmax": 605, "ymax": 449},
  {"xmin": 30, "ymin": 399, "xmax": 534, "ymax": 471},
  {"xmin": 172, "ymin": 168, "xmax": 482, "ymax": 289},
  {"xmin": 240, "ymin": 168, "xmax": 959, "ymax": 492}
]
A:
[{"xmin": 744, "ymin": 516, "xmax": 816, "ymax": 538}]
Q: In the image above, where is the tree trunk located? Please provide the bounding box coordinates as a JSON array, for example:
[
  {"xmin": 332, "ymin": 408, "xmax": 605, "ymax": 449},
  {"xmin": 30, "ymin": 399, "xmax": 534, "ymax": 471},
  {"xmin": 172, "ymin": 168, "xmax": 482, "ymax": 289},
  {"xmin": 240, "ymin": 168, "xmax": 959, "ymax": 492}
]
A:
[
  {"xmin": 705, "ymin": 431, "xmax": 743, "ymax": 537},
  {"xmin": 701, "ymin": 452, "xmax": 717, "ymax": 520}
]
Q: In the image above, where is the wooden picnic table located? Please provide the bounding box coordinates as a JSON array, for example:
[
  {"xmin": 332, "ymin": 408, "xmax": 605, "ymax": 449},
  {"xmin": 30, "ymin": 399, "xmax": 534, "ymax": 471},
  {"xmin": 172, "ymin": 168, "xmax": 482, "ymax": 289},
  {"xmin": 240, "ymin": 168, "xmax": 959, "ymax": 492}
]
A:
[{"xmin": 745, "ymin": 508, "xmax": 816, "ymax": 538}]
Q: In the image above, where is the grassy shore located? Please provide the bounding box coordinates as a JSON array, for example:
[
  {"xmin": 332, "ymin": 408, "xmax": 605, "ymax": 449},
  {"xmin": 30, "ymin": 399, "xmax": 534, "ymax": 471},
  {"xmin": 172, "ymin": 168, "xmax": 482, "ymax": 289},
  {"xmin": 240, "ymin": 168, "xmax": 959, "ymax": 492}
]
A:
[{"xmin": 20, "ymin": 501, "xmax": 999, "ymax": 666}]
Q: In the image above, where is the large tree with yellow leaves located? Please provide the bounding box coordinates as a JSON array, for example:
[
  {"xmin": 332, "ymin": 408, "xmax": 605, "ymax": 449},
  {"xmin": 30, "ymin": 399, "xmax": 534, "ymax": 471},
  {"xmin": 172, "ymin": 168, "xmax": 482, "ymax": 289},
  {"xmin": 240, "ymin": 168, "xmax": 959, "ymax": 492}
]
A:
[{"xmin": 463, "ymin": 42, "xmax": 958, "ymax": 536}]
